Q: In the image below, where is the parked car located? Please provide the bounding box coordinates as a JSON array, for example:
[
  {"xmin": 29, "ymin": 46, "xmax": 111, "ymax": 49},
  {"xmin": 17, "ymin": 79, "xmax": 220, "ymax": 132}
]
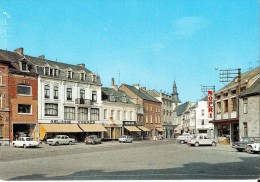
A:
[
  {"xmin": 85, "ymin": 135, "xmax": 102, "ymax": 145},
  {"xmin": 189, "ymin": 135, "xmax": 217, "ymax": 147},
  {"xmin": 12, "ymin": 137, "xmax": 40, "ymax": 148},
  {"xmin": 246, "ymin": 140, "xmax": 260, "ymax": 154},
  {"xmin": 47, "ymin": 135, "xmax": 76, "ymax": 146},
  {"xmin": 176, "ymin": 133, "xmax": 193, "ymax": 144},
  {"xmin": 118, "ymin": 135, "xmax": 133, "ymax": 143},
  {"xmin": 232, "ymin": 137, "xmax": 260, "ymax": 152}
]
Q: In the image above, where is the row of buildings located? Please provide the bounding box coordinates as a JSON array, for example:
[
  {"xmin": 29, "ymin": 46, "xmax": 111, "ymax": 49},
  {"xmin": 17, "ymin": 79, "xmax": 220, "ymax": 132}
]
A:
[
  {"xmin": 0, "ymin": 48, "xmax": 259, "ymax": 144},
  {"xmin": 0, "ymin": 48, "xmax": 183, "ymax": 143}
]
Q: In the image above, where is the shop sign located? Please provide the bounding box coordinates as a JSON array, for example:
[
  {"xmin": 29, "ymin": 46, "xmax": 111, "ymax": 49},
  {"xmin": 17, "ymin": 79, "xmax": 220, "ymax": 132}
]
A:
[
  {"xmin": 50, "ymin": 120, "xmax": 71, "ymax": 124},
  {"xmin": 78, "ymin": 120, "xmax": 95, "ymax": 124},
  {"xmin": 123, "ymin": 121, "xmax": 136, "ymax": 125},
  {"xmin": 208, "ymin": 90, "xmax": 214, "ymax": 118}
]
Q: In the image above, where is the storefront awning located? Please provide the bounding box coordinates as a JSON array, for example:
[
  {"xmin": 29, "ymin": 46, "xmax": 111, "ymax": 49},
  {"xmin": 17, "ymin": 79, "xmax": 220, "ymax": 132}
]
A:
[
  {"xmin": 40, "ymin": 124, "xmax": 83, "ymax": 140},
  {"xmin": 124, "ymin": 126, "xmax": 141, "ymax": 132},
  {"xmin": 78, "ymin": 124, "xmax": 107, "ymax": 132},
  {"xmin": 137, "ymin": 126, "xmax": 151, "ymax": 132},
  {"xmin": 156, "ymin": 127, "xmax": 164, "ymax": 132},
  {"xmin": 209, "ymin": 118, "xmax": 239, "ymax": 124}
]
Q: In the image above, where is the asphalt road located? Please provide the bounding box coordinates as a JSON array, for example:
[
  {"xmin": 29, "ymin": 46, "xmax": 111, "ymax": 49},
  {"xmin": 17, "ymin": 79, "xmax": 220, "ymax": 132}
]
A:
[{"xmin": 0, "ymin": 139, "xmax": 259, "ymax": 180}]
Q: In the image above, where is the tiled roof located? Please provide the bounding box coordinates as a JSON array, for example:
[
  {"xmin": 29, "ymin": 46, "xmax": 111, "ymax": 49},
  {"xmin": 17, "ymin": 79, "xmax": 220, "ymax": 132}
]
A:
[
  {"xmin": 102, "ymin": 87, "xmax": 134, "ymax": 104},
  {"xmin": 146, "ymin": 90, "xmax": 160, "ymax": 98},
  {"xmin": 122, "ymin": 84, "xmax": 160, "ymax": 102},
  {"xmin": 174, "ymin": 102, "xmax": 189, "ymax": 116},
  {"xmin": 240, "ymin": 77, "xmax": 260, "ymax": 98}
]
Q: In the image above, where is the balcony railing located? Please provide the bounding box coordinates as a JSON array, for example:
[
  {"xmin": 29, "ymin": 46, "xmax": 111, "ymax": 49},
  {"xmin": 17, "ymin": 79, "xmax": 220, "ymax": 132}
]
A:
[{"xmin": 75, "ymin": 98, "xmax": 92, "ymax": 105}]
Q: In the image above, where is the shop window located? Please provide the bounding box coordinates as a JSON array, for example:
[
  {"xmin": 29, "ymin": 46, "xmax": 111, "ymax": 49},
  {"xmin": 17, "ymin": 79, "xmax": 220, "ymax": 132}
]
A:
[
  {"xmin": 224, "ymin": 100, "xmax": 228, "ymax": 112},
  {"xmin": 54, "ymin": 86, "xmax": 59, "ymax": 99},
  {"xmin": 243, "ymin": 99, "xmax": 248, "ymax": 114},
  {"xmin": 17, "ymin": 85, "xmax": 31, "ymax": 95},
  {"xmin": 78, "ymin": 108, "xmax": 88, "ymax": 121},
  {"xmin": 90, "ymin": 108, "xmax": 99, "ymax": 121},
  {"xmin": 67, "ymin": 88, "xmax": 72, "ymax": 100},
  {"xmin": 92, "ymin": 91, "xmax": 97, "ymax": 102},
  {"xmin": 44, "ymin": 85, "xmax": 50, "ymax": 98},
  {"xmin": 64, "ymin": 107, "xmax": 75, "ymax": 120},
  {"xmin": 18, "ymin": 104, "xmax": 31, "ymax": 114},
  {"xmin": 45, "ymin": 103, "xmax": 58, "ymax": 116}
]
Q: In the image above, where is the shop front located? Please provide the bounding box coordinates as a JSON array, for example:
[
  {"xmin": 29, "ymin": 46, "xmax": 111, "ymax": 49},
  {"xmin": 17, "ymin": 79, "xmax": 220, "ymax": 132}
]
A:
[
  {"xmin": 78, "ymin": 124, "xmax": 107, "ymax": 139},
  {"xmin": 211, "ymin": 118, "xmax": 239, "ymax": 144},
  {"xmin": 123, "ymin": 121, "xmax": 141, "ymax": 140},
  {"xmin": 163, "ymin": 125, "xmax": 174, "ymax": 139},
  {"xmin": 103, "ymin": 123, "xmax": 122, "ymax": 140},
  {"xmin": 13, "ymin": 123, "xmax": 37, "ymax": 141},
  {"xmin": 136, "ymin": 125, "xmax": 151, "ymax": 140},
  {"xmin": 39, "ymin": 124, "xmax": 83, "ymax": 142},
  {"xmin": 156, "ymin": 127, "xmax": 165, "ymax": 139}
]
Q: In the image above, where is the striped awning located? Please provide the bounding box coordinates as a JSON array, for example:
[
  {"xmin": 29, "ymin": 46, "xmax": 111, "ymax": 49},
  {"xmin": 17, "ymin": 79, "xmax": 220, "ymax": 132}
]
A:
[
  {"xmin": 124, "ymin": 126, "xmax": 141, "ymax": 132},
  {"xmin": 78, "ymin": 124, "xmax": 107, "ymax": 132},
  {"xmin": 137, "ymin": 126, "xmax": 151, "ymax": 132}
]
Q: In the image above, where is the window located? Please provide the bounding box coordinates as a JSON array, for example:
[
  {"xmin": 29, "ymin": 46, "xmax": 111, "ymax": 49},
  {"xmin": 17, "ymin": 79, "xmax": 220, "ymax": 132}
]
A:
[
  {"xmin": 18, "ymin": 104, "xmax": 31, "ymax": 114},
  {"xmin": 90, "ymin": 108, "xmax": 99, "ymax": 121},
  {"xmin": 80, "ymin": 73, "xmax": 86, "ymax": 81},
  {"xmin": 145, "ymin": 115, "xmax": 148, "ymax": 124},
  {"xmin": 45, "ymin": 103, "xmax": 58, "ymax": 116},
  {"xmin": 104, "ymin": 109, "xmax": 107, "ymax": 119},
  {"xmin": 17, "ymin": 85, "xmax": 31, "ymax": 95},
  {"xmin": 0, "ymin": 125, "xmax": 2, "ymax": 137},
  {"xmin": 130, "ymin": 111, "xmax": 133, "ymax": 120},
  {"xmin": 21, "ymin": 61, "xmax": 28, "ymax": 71},
  {"xmin": 44, "ymin": 85, "xmax": 50, "ymax": 98},
  {"xmin": 217, "ymin": 102, "xmax": 221, "ymax": 114},
  {"xmin": 92, "ymin": 91, "xmax": 97, "ymax": 102},
  {"xmin": 231, "ymin": 98, "xmax": 237, "ymax": 111},
  {"xmin": 54, "ymin": 69, "xmax": 59, "ymax": 77},
  {"xmin": 123, "ymin": 111, "xmax": 126, "ymax": 120},
  {"xmin": 50, "ymin": 68, "xmax": 53, "ymax": 76},
  {"xmin": 67, "ymin": 88, "xmax": 72, "ymax": 100},
  {"xmin": 122, "ymin": 96, "xmax": 127, "ymax": 103},
  {"xmin": 117, "ymin": 110, "xmax": 121, "ymax": 120},
  {"xmin": 111, "ymin": 110, "xmax": 114, "ymax": 119},
  {"xmin": 44, "ymin": 67, "xmax": 50, "ymax": 75},
  {"xmin": 80, "ymin": 89, "xmax": 85, "ymax": 99},
  {"xmin": 201, "ymin": 109, "xmax": 205, "ymax": 116},
  {"xmin": 54, "ymin": 86, "xmax": 59, "ymax": 99},
  {"xmin": 244, "ymin": 122, "xmax": 248, "ymax": 137},
  {"xmin": 78, "ymin": 108, "xmax": 88, "ymax": 121},
  {"xmin": 110, "ymin": 95, "xmax": 115, "ymax": 102},
  {"xmin": 67, "ymin": 71, "xmax": 74, "ymax": 79},
  {"xmin": 201, "ymin": 119, "xmax": 205, "ymax": 125},
  {"xmin": 243, "ymin": 99, "xmax": 248, "ymax": 114},
  {"xmin": 64, "ymin": 107, "xmax": 75, "ymax": 120},
  {"xmin": 92, "ymin": 75, "xmax": 96, "ymax": 82},
  {"xmin": 224, "ymin": 100, "xmax": 228, "ymax": 112}
]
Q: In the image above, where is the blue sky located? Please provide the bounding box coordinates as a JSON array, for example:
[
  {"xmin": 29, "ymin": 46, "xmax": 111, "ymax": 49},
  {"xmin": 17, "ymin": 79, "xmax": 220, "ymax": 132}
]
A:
[{"xmin": 0, "ymin": 0, "xmax": 259, "ymax": 102}]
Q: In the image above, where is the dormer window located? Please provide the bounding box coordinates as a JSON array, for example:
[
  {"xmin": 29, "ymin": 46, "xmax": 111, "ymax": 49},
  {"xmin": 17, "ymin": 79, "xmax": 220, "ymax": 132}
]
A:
[
  {"xmin": 44, "ymin": 67, "xmax": 50, "ymax": 75},
  {"xmin": 110, "ymin": 95, "xmax": 115, "ymax": 102},
  {"xmin": 54, "ymin": 69, "xmax": 59, "ymax": 77},
  {"xmin": 92, "ymin": 74, "xmax": 96, "ymax": 82},
  {"xmin": 67, "ymin": 71, "xmax": 74, "ymax": 79},
  {"xmin": 122, "ymin": 96, "xmax": 127, "ymax": 103},
  {"xmin": 20, "ymin": 61, "xmax": 29, "ymax": 72},
  {"xmin": 80, "ymin": 73, "xmax": 86, "ymax": 81}
]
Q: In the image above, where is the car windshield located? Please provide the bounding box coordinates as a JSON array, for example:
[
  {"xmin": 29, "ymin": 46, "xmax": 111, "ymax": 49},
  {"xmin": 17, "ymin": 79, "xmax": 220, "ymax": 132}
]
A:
[
  {"xmin": 240, "ymin": 138, "xmax": 249, "ymax": 142},
  {"xmin": 55, "ymin": 136, "xmax": 62, "ymax": 139}
]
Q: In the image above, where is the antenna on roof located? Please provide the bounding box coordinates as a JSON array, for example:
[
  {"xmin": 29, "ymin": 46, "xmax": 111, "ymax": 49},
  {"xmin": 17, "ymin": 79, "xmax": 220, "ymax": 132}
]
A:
[{"xmin": 3, "ymin": 11, "xmax": 11, "ymax": 50}]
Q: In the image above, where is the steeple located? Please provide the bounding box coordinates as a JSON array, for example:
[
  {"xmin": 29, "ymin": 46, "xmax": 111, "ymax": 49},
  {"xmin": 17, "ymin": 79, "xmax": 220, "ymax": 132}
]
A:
[{"xmin": 172, "ymin": 79, "xmax": 181, "ymax": 104}]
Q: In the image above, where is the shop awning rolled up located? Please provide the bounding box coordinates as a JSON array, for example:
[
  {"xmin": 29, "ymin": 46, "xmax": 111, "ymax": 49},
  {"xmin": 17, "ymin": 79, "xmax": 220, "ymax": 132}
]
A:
[
  {"xmin": 124, "ymin": 126, "xmax": 141, "ymax": 132},
  {"xmin": 156, "ymin": 127, "xmax": 164, "ymax": 132},
  {"xmin": 39, "ymin": 124, "xmax": 82, "ymax": 140},
  {"xmin": 78, "ymin": 124, "xmax": 107, "ymax": 132},
  {"xmin": 137, "ymin": 126, "xmax": 151, "ymax": 132}
]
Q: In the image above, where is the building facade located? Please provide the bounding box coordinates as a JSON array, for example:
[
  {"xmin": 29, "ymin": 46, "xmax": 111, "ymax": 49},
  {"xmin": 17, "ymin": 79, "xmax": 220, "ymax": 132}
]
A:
[{"xmin": 211, "ymin": 67, "xmax": 260, "ymax": 144}]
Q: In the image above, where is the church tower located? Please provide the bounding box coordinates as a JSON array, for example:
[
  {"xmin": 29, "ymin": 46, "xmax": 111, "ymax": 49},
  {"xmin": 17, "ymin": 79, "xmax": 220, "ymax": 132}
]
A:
[{"xmin": 172, "ymin": 79, "xmax": 181, "ymax": 106}]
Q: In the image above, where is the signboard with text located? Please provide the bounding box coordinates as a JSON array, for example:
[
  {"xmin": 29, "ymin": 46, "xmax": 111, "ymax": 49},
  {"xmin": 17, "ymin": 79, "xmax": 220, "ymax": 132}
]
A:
[{"xmin": 208, "ymin": 90, "xmax": 214, "ymax": 118}]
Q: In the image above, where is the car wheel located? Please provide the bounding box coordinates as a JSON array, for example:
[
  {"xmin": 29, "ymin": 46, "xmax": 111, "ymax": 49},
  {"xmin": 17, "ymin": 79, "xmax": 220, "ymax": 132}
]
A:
[
  {"xmin": 92, "ymin": 141, "xmax": 95, "ymax": 145},
  {"xmin": 13, "ymin": 144, "xmax": 16, "ymax": 148},
  {"xmin": 212, "ymin": 142, "xmax": 217, "ymax": 147},
  {"xmin": 237, "ymin": 148, "xmax": 243, "ymax": 152},
  {"xmin": 180, "ymin": 140, "xmax": 184, "ymax": 144},
  {"xmin": 246, "ymin": 146, "xmax": 252, "ymax": 154},
  {"xmin": 55, "ymin": 142, "xmax": 59, "ymax": 146},
  {"xmin": 69, "ymin": 141, "xmax": 72, "ymax": 145},
  {"xmin": 195, "ymin": 142, "xmax": 199, "ymax": 147},
  {"xmin": 23, "ymin": 144, "xmax": 26, "ymax": 149}
]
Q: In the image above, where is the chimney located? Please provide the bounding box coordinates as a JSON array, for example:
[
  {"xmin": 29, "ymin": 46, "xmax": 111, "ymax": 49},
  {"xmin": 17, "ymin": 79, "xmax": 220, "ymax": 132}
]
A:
[
  {"xmin": 141, "ymin": 87, "xmax": 146, "ymax": 90},
  {"xmin": 14, "ymin": 48, "xmax": 24, "ymax": 55},
  {"xmin": 133, "ymin": 84, "xmax": 140, "ymax": 89},
  {"xmin": 39, "ymin": 55, "xmax": 45, "ymax": 59},
  {"xmin": 77, "ymin": 64, "xmax": 85, "ymax": 68},
  {"xmin": 111, "ymin": 78, "xmax": 118, "ymax": 90}
]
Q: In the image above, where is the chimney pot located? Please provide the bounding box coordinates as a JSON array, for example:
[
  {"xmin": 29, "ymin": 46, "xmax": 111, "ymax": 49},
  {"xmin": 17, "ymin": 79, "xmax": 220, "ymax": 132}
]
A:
[{"xmin": 14, "ymin": 48, "xmax": 24, "ymax": 55}]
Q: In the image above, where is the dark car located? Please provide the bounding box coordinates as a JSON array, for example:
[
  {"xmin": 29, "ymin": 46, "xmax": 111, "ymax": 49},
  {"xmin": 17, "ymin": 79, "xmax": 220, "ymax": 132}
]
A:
[
  {"xmin": 232, "ymin": 137, "xmax": 260, "ymax": 152},
  {"xmin": 85, "ymin": 135, "xmax": 102, "ymax": 145}
]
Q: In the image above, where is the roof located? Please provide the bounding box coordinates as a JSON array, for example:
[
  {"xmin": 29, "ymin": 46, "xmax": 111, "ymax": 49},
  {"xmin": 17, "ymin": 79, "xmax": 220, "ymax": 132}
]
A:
[
  {"xmin": 240, "ymin": 76, "xmax": 260, "ymax": 98},
  {"xmin": 102, "ymin": 87, "xmax": 134, "ymax": 104},
  {"xmin": 174, "ymin": 102, "xmax": 190, "ymax": 116},
  {"xmin": 122, "ymin": 84, "xmax": 160, "ymax": 102},
  {"xmin": 146, "ymin": 90, "xmax": 160, "ymax": 98},
  {"xmin": 216, "ymin": 67, "xmax": 260, "ymax": 94}
]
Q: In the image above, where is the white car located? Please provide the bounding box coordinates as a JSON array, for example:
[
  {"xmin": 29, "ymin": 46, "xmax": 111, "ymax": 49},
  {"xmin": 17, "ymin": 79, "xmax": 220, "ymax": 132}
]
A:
[
  {"xmin": 118, "ymin": 135, "xmax": 133, "ymax": 143},
  {"xmin": 246, "ymin": 139, "xmax": 260, "ymax": 154},
  {"xmin": 189, "ymin": 135, "xmax": 217, "ymax": 147},
  {"xmin": 12, "ymin": 137, "xmax": 40, "ymax": 148},
  {"xmin": 47, "ymin": 135, "xmax": 76, "ymax": 146},
  {"xmin": 176, "ymin": 133, "xmax": 193, "ymax": 144}
]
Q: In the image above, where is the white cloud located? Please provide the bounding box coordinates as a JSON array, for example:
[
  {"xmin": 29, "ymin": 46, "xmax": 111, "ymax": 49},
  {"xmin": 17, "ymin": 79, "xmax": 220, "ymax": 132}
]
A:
[{"xmin": 174, "ymin": 16, "xmax": 208, "ymax": 37}]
